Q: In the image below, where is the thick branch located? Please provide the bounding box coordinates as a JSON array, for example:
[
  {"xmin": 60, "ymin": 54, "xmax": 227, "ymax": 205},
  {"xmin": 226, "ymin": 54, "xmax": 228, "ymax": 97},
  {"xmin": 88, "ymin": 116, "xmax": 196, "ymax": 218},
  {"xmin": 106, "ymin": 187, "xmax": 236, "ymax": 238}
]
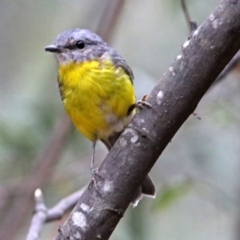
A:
[{"xmin": 56, "ymin": 0, "xmax": 240, "ymax": 239}]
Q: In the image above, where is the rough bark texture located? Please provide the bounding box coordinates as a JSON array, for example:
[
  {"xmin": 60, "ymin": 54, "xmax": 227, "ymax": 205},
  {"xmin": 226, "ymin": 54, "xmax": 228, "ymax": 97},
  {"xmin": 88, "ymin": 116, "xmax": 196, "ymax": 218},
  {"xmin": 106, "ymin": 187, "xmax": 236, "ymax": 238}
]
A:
[{"xmin": 55, "ymin": 0, "xmax": 240, "ymax": 239}]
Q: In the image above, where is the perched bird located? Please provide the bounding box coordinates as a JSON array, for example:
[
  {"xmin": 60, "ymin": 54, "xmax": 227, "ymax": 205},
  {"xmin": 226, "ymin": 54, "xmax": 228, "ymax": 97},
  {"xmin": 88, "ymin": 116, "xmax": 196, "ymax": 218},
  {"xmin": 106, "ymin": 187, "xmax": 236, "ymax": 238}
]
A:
[{"xmin": 45, "ymin": 28, "xmax": 155, "ymax": 206}]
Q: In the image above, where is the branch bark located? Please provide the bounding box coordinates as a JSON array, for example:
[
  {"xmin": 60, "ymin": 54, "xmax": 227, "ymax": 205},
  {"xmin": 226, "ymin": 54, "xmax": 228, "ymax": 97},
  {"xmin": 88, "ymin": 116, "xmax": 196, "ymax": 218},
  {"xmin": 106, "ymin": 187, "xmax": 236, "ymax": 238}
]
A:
[{"xmin": 56, "ymin": 0, "xmax": 240, "ymax": 239}]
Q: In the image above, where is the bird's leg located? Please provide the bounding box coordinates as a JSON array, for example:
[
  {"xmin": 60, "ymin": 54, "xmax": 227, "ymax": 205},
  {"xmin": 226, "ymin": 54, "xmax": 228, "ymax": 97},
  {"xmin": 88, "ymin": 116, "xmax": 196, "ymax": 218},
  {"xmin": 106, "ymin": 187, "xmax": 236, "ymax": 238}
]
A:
[
  {"xmin": 91, "ymin": 141, "xmax": 97, "ymax": 176},
  {"xmin": 90, "ymin": 142, "xmax": 103, "ymax": 193},
  {"xmin": 135, "ymin": 99, "xmax": 152, "ymax": 109},
  {"xmin": 91, "ymin": 142, "xmax": 98, "ymax": 178}
]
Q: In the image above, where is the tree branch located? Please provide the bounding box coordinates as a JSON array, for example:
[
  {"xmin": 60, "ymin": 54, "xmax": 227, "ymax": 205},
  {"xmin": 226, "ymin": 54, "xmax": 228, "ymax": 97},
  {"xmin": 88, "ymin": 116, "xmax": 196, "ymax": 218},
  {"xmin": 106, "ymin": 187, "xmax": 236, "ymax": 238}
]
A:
[
  {"xmin": 181, "ymin": 0, "xmax": 197, "ymax": 33},
  {"xmin": 95, "ymin": 0, "xmax": 125, "ymax": 43},
  {"xmin": 26, "ymin": 188, "xmax": 85, "ymax": 240},
  {"xmin": 212, "ymin": 49, "xmax": 240, "ymax": 85},
  {"xmin": 55, "ymin": 0, "xmax": 240, "ymax": 239}
]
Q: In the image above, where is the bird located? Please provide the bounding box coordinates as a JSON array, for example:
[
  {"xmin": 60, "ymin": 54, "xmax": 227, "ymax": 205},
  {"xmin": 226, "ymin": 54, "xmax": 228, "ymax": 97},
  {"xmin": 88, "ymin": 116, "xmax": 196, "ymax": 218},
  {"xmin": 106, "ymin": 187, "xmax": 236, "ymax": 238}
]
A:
[{"xmin": 45, "ymin": 28, "xmax": 155, "ymax": 206}]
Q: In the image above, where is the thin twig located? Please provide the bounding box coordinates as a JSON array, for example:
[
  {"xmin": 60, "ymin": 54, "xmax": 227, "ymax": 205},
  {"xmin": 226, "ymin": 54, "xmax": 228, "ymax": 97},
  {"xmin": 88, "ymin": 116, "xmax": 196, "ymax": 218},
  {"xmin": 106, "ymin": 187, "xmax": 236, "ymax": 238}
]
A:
[
  {"xmin": 181, "ymin": 0, "xmax": 191, "ymax": 31},
  {"xmin": 181, "ymin": 0, "xmax": 197, "ymax": 33},
  {"xmin": 26, "ymin": 188, "xmax": 85, "ymax": 240}
]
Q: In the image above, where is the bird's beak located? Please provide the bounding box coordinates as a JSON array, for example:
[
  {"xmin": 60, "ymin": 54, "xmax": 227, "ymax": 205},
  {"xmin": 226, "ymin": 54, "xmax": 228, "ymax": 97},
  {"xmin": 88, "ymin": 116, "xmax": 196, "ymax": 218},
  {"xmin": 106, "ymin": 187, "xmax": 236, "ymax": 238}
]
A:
[{"xmin": 45, "ymin": 44, "xmax": 62, "ymax": 53}]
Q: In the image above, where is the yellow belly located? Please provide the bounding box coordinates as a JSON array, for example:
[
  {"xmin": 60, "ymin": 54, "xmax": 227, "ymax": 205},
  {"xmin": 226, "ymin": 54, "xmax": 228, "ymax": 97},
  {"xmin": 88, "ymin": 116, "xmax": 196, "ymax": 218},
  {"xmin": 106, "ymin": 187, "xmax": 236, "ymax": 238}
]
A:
[{"xmin": 58, "ymin": 60, "xmax": 135, "ymax": 142}]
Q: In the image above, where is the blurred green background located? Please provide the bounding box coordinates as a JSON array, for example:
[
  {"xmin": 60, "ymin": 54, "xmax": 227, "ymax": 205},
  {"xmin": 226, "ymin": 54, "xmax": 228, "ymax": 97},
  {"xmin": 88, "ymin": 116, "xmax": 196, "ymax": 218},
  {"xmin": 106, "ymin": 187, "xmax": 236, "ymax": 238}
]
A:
[{"xmin": 1, "ymin": 0, "xmax": 240, "ymax": 239}]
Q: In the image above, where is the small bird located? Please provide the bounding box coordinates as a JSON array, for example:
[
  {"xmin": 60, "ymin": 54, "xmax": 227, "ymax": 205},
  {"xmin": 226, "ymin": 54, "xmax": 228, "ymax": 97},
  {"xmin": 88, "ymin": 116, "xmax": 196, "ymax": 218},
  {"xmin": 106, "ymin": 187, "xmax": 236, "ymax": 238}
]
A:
[{"xmin": 45, "ymin": 28, "xmax": 155, "ymax": 206}]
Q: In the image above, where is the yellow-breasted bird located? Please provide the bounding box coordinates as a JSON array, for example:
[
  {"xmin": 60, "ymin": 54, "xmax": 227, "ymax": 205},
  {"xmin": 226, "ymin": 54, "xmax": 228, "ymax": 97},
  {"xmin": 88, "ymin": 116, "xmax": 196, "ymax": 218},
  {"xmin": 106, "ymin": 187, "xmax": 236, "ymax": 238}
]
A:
[{"xmin": 45, "ymin": 28, "xmax": 155, "ymax": 206}]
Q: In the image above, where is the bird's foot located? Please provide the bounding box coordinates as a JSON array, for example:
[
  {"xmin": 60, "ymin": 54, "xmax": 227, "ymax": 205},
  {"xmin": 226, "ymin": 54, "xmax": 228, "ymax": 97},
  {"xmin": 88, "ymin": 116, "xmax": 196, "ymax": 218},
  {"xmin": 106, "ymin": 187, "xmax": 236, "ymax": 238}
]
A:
[
  {"xmin": 135, "ymin": 95, "xmax": 152, "ymax": 109},
  {"xmin": 135, "ymin": 100, "xmax": 152, "ymax": 109},
  {"xmin": 90, "ymin": 167, "xmax": 103, "ymax": 193}
]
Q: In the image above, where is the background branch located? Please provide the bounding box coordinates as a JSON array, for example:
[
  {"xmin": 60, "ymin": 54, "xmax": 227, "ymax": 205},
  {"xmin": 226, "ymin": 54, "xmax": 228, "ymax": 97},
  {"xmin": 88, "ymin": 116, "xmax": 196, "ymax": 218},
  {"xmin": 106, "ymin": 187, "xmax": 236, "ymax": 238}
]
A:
[
  {"xmin": 0, "ymin": 114, "xmax": 72, "ymax": 240},
  {"xmin": 26, "ymin": 188, "xmax": 85, "ymax": 240},
  {"xmin": 96, "ymin": 0, "xmax": 126, "ymax": 43},
  {"xmin": 212, "ymin": 49, "xmax": 240, "ymax": 85},
  {"xmin": 181, "ymin": 0, "xmax": 192, "ymax": 31},
  {"xmin": 181, "ymin": 0, "xmax": 197, "ymax": 33}
]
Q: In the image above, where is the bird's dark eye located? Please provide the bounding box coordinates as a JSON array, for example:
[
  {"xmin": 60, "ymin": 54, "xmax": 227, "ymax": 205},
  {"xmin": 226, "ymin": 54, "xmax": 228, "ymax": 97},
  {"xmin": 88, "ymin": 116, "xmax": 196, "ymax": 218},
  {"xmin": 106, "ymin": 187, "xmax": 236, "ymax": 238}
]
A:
[{"xmin": 76, "ymin": 40, "xmax": 85, "ymax": 49}]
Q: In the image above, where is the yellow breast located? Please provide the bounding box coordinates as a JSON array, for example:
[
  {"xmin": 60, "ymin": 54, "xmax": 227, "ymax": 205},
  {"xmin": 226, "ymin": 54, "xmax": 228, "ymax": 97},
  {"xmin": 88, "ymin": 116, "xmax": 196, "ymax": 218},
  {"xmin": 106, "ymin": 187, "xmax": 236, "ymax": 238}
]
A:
[{"xmin": 58, "ymin": 60, "xmax": 135, "ymax": 142}]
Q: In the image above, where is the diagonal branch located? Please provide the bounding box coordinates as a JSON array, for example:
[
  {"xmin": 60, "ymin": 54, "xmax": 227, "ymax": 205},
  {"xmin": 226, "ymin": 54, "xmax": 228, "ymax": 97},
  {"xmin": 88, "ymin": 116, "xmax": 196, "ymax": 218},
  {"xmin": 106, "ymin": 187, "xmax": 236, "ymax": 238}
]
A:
[
  {"xmin": 212, "ymin": 49, "xmax": 240, "ymax": 85},
  {"xmin": 55, "ymin": 0, "xmax": 240, "ymax": 239},
  {"xmin": 96, "ymin": 0, "xmax": 125, "ymax": 43}
]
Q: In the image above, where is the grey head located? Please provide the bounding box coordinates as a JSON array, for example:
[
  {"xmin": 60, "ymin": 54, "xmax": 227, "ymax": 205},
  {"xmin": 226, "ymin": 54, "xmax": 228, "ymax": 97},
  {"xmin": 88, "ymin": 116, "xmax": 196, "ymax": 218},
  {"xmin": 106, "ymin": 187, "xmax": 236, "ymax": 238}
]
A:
[
  {"xmin": 45, "ymin": 28, "xmax": 112, "ymax": 64},
  {"xmin": 45, "ymin": 28, "xmax": 134, "ymax": 80}
]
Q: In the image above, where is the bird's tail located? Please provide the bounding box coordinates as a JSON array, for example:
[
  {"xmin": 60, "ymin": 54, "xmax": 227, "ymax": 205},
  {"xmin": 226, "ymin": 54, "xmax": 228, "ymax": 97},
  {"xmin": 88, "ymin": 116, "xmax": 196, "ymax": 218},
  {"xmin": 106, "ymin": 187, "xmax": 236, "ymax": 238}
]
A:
[{"xmin": 101, "ymin": 133, "xmax": 156, "ymax": 207}]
